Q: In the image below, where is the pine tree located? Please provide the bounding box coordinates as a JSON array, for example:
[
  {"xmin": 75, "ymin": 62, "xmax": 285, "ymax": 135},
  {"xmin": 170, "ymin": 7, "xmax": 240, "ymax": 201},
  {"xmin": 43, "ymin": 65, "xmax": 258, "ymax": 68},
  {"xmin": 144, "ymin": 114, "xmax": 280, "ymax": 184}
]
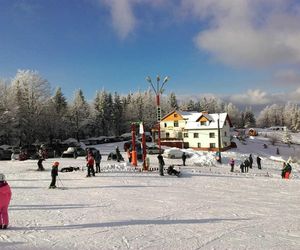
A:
[
  {"xmin": 70, "ymin": 89, "xmax": 90, "ymax": 141},
  {"xmin": 168, "ymin": 92, "xmax": 178, "ymax": 110}
]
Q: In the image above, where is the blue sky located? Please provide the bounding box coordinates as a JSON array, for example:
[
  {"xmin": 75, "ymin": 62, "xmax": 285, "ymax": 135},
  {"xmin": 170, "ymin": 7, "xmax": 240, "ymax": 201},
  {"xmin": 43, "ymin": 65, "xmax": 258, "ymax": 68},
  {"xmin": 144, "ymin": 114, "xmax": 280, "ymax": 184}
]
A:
[{"xmin": 1, "ymin": 0, "xmax": 300, "ymax": 106}]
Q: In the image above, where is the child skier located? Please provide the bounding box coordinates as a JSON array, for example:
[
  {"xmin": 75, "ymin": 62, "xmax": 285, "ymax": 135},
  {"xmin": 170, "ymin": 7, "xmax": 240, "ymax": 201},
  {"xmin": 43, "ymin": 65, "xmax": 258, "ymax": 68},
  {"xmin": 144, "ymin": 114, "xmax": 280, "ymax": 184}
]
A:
[
  {"xmin": 281, "ymin": 161, "xmax": 292, "ymax": 179},
  {"xmin": 0, "ymin": 173, "xmax": 12, "ymax": 229},
  {"xmin": 49, "ymin": 162, "xmax": 59, "ymax": 189}
]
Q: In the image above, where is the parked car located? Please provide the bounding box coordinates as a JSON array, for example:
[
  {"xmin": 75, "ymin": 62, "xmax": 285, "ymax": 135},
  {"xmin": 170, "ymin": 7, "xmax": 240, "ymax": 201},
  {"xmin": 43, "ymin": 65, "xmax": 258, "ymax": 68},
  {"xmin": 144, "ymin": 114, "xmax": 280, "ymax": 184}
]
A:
[
  {"xmin": 138, "ymin": 135, "xmax": 153, "ymax": 142},
  {"xmin": 123, "ymin": 140, "xmax": 143, "ymax": 160},
  {"xmin": 123, "ymin": 140, "xmax": 141, "ymax": 151},
  {"xmin": 40, "ymin": 144, "xmax": 57, "ymax": 158},
  {"xmin": 85, "ymin": 147, "xmax": 98, "ymax": 156},
  {"xmin": 0, "ymin": 148, "xmax": 13, "ymax": 160},
  {"xmin": 62, "ymin": 147, "xmax": 78, "ymax": 158},
  {"xmin": 163, "ymin": 148, "xmax": 184, "ymax": 159},
  {"xmin": 146, "ymin": 145, "xmax": 164, "ymax": 155},
  {"xmin": 20, "ymin": 145, "xmax": 38, "ymax": 160},
  {"xmin": 61, "ymin": 147, "xmax": 87, "ymax": 158},
  {"xmin": 10, "ymin": 147, "xmax": 21, "ymax": 160}
]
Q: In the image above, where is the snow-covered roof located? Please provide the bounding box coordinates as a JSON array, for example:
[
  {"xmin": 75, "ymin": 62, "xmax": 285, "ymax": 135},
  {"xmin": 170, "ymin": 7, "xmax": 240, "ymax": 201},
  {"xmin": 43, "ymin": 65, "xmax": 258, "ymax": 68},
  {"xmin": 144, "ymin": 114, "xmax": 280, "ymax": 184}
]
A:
[
  {"xmin": 185, "ymin": 113, "xmax": 229, "ymax": 130},
  {"xmin": 178, "ymin": 111, "xmax": 199, "ymax": 120}
]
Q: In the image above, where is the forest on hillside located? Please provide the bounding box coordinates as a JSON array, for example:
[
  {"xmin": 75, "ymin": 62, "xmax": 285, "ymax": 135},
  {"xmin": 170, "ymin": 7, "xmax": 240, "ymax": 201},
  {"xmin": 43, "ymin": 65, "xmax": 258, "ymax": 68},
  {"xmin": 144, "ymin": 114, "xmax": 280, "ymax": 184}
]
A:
[{"xmin": 0, "ymin": 70, "xmax": 300, "ymax": 146}]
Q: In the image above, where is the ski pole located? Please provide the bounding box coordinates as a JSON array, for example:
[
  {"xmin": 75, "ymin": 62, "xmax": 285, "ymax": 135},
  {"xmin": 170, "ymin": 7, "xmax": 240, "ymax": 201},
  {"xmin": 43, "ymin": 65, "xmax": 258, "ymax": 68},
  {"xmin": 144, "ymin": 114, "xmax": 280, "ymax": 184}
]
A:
[{"xmin": 57, "ymin": 176, "xmax": 64, "ymax": 188}]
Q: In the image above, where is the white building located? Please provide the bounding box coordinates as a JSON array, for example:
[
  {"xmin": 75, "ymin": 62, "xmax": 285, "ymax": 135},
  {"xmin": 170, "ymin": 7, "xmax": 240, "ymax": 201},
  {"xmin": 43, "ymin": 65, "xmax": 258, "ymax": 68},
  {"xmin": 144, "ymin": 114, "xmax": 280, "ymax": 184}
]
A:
[{"xmin": 158, "ymin": 110, "xmax": 232, "ymax": 151}]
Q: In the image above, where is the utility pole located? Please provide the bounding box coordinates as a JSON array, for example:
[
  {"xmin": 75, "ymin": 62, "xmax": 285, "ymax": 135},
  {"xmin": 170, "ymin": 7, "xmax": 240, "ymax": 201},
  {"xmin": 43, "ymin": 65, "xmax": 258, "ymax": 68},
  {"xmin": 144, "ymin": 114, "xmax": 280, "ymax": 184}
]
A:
[{"xmin": 217, "ymin": 115, "xmax": 222, "ymax": 163}]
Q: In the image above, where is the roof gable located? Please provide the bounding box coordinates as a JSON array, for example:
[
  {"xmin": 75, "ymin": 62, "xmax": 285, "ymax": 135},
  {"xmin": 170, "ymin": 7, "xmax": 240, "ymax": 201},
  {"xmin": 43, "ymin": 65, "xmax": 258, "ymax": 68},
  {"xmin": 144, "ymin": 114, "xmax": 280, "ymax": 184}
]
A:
[{"xmin": 161, "ymin": 110, "xmax": 184, "ymax": 121}]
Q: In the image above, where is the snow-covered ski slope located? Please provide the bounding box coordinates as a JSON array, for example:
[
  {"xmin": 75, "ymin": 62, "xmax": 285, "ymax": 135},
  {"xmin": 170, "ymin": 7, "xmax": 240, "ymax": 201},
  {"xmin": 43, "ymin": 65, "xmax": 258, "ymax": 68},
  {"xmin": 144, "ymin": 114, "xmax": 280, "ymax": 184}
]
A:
[{"xmin": 0, "ymin": 135, "xmax": 300, "ymax": 250}]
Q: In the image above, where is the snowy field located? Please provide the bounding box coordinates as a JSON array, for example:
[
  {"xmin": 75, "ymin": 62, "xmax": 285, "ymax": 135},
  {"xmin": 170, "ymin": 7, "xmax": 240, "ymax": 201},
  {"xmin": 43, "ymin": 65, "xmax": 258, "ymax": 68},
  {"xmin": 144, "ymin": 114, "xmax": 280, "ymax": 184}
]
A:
[{"xmin": 1, "ymin": 136, "xmax": 300, "ymax": 250}]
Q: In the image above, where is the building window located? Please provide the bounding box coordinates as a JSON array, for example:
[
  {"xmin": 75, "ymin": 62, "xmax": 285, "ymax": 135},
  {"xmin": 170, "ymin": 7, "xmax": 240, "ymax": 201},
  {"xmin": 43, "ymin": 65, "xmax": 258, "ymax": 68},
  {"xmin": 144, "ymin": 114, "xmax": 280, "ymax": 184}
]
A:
[
  {"xmin": 184, "ymin": 133, "xmax": 188, "ymax": 138},
  {"xmin": 200, "ymin": 121, "xmax": 206, "ymax": 125},
  {"xmin": 209, "ymin": 132, "xmax": 215, "ymax": 138},
  {"xmin": 224, "ymin": 142, "xmax": 227, "ymax": 146},
  {"xmin": 193, "ymin": 133, "xmax": 199, "ymax": 138},
  {"xmin": 174, "ymin": 114, "xmax": 178, "ymax": 117},
  {"xmin": 224, "ymin": 121, "xmax": 227, "ymax": 126},
  {"xmin": 164, "ymin": 123, "xmax": 167, "ymax": 127},
  {"xmin": 166, "ymin": 132, "xmax": 170, "ymax": 138},
  {"xmin": 224, "ymin": 131, "xmax": 227, "ymax": 136},
  {"xmin": 210, "ymin": 143, "xmax": 216, "ymax": 148},
  {"xmin": 197, "ymin": 143, "xmax": 201, "ymax": 148},
  {"xmin": 178, "ymin": 132, "xmax": 182, "ymax": 139},
  {"xmin": 174, "ymin": 121, "xmax": 179, "ymax": 127}
]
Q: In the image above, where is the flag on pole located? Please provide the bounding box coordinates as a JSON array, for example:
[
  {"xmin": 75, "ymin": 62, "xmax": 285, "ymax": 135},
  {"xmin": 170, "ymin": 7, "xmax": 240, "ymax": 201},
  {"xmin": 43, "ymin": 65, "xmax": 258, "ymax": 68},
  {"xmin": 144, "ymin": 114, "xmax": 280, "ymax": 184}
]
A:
[{"xmin": 139, "ymin": 122, "xmax": 144, "ymax": 134}]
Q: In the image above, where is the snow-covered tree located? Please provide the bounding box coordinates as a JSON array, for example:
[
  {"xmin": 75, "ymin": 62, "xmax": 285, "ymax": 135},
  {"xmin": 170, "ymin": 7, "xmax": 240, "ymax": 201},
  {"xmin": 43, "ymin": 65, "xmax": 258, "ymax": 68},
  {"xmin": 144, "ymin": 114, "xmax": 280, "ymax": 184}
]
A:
[
  {"xmin": 167, "ymin": 92, "xmax": 178, "ymax": 110},
  {"xmin": 69, "ymin": 89, "xmax": 90, "ymax": 141},
  {"xmin": 224, "ymin": 102, "xmax": 240, "ymax": 127},
  {"xmin": 10, "ymin": 70, "xmax": 51, "ymax": 145},
  {"xmin": 243, "ymin": 108, "xmax": 256, "ymax": 128},
  {"xmin": 282, "ymin": 130, "xmax": 292, "ymax": 146}
]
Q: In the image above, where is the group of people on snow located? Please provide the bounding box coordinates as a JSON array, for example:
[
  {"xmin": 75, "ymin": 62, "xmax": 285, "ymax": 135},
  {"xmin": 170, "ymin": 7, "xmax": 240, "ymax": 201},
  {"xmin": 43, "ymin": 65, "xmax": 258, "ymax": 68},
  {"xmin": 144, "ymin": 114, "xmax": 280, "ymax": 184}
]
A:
[
  {"xmin": 228, "ymin": 154, "xmax": 262, "ymax": 173},
  {"xmin": 86, "ymin": 149, "xmax": 102, "ymax": 177}
]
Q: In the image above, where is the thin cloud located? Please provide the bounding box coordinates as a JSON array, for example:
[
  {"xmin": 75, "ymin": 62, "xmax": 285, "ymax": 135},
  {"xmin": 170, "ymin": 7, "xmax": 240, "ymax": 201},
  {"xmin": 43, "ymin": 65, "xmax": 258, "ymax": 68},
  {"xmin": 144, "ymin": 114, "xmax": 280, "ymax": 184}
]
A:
[
  {"xmin": 102, "ymin": 0, "xmax": 136, "ymax": 39},
  {"xmin": 228, "ymin": 89, "xmax": 271, "ymax": 105},
  {"xmin": 273, "ymin": 69, "xmax": 300, "ymax": 86},
  {"xmin": 181, "ymin": 0, "xmax": 300, "ymax": 68}
]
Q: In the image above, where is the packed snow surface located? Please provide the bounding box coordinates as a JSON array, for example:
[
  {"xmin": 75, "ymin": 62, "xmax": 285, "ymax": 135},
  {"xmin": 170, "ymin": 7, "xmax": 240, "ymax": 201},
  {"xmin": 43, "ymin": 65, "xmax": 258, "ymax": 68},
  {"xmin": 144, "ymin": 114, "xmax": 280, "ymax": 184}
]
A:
[{"xmin": 0, "ymin": 136, "xmax": 300, "ymax": 249}]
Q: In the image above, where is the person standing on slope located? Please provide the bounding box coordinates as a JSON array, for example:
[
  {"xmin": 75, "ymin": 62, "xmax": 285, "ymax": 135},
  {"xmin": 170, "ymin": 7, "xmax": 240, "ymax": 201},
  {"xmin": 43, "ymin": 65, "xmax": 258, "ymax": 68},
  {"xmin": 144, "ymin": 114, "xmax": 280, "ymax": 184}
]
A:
[
  {"xmin": 249, "ymin": 154, "xmax": 253, "ymax": 169},
  {"xmin": 157, "ymin": 153, "xmax": 165, "ymax": 176},
  {"xmin": 94, "ymin": 150, "xmax": 102, "ymax": 173},
  {"xmin": 86, "ymin": 150, "xmax": 95, "ymax": 177},
  {"xmin": 257, "ymin": 156, "xmax": 262, "ymax": 169},
  {"xmin": 49, "ymin": 161, "xmax": 59, "ymax": 189},
  {"xmin": 229, "ymin": 158, "xmax": 235, "ymax": 172},
  {"xmin": 0, "ymin": 173, "xmax": 12, "ymax": 229}
]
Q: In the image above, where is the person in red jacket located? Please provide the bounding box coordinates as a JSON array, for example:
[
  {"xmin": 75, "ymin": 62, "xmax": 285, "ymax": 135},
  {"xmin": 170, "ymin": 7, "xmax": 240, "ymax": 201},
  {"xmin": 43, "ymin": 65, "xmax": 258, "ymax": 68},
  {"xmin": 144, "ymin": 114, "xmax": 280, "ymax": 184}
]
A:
[
  {"xmin": 0, "ymin": 173, "xmax": 12, "ymax": 229},
  {"xmin": 86, "ymin": 151, "xmax": 95, "ymax": 177}
]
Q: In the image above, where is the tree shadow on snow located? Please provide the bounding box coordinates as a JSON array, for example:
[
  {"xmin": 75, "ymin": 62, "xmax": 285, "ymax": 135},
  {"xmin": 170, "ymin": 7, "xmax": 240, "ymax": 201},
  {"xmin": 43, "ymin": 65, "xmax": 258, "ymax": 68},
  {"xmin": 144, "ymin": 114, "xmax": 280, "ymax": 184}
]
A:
[{"xmin": 11, "ymin": 217, "xmax": 251, "ymax": 231}]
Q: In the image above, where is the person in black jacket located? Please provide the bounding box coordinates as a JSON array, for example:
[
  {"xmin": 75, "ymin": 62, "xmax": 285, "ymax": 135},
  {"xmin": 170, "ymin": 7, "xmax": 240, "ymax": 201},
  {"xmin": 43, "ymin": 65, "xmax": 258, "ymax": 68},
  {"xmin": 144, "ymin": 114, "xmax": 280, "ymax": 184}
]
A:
[
  {"xmin": 257, "ymin": 156, "xmax": 262, "ymax": 169},
  {"xmin": 182, "ymin": 152, "xmax": 187, "ymax": 166},
  {"xmin": 94, "ymin": 150, "xmax": 102, "ymax": 173},
  {"xmin": 49, "ymin": 161, "xmax": 59, "ymax": 189},
  {"xmin": 249, "ymin": 154, "xmax": 253, "ymax": 169},
  {"xmin": 157, "ymin": 154, "xmax": 165, "ymax": 176},
  {"xmin": 244, "ymin": 159, "xmax": 250, "ymax": 173}
]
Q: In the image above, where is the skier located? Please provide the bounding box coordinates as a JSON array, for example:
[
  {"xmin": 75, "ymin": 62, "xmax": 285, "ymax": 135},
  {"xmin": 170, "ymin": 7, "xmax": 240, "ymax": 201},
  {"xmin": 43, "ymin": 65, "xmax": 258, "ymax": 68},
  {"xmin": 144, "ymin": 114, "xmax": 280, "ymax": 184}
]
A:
[
  {"xmin": 49, "ymin": 162, "xmax": 59, "ymax": 189},
  {"xmin": 94, "ymin": 150, "xmax": 102, "ymax": 173},
  {"xmin": 249, "ymin": 154, "xmax": 253, "ymax": 169},
  {"xmin": 257, "ymin": 156, "xmax": 262, "ymax": 169},
  {"xmin": 229, "ymin": 158, "xmax": 235, "ymax": 172},
  {"xmin": 182, "ymin": 152, "xmax": 187, "ymax": 166},
  {"xmin": 37, "ymin": 148, "xmax": 45, "ymax": 171},
  {"xmin": 0, "ymin": 173, "xmax": 12, "ymax": 229},
  {"xmin": 86, "ymin": 151, "xmax": 95, "ymax": 177},
  {"xmin": 157, "ymin": 153, "xmax": 165, "ymax": 176},
  {"xmin": 281, "ymin": 161, "xmax": 292, "ymax": 179}
]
